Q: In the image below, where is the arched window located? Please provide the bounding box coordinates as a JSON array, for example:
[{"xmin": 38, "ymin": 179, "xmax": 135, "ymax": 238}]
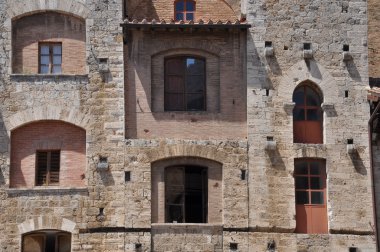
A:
[
  {"xmin": 294, "ymin": 159, "xmax": 328, "ymax": 234},
  {"xmin": 22, "ymin": 230, "xmax": 71, "ymax": 252},
  {"xmin": 174, "ymin": 0, "xmax": 195, "ymax": 21},
  {"xmin": 164, "ymin": 56, "xmax": 206, "ymax": 111},
  {"xmin": 293, "ymin": 84, "xmax": 323, "ymax": 143}
]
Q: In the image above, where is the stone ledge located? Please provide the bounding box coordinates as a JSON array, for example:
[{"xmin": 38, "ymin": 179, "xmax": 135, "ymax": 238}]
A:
[
  {"xmin": 10, "ymin": 74, "xmax": 89, "ymax": 83},
  {"xmin": 152, "ymin": 223, "xmax": 223, "ymax": 233},
  {"xmin": 6, "ymin": 187, "xmax": 88, "ymax": 197}
]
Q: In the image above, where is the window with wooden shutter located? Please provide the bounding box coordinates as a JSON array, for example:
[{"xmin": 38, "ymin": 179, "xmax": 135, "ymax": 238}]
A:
[
  {"xmin": 22, "ymin": 231, "xmax": 71, "ymax": 252},
  {"xmin": 164, "ymin": 56, "xmax": 206, "ymax": 111},
  {"xmin": 294, "ymin": 159, "xmax": 328, "ymax": 234},
  {"xmin": 293, "ymin": 84, "xmax": 323, "ymax": 143},
  {"xmin": 36, "ymin": 150, "xmax": 60, "ymax": 186}
]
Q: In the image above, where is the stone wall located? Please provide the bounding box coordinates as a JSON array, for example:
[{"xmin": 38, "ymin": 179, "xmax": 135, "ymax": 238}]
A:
[{"xmin": 369, "ymin": 0, "xmax": 380, "ymax": 79}]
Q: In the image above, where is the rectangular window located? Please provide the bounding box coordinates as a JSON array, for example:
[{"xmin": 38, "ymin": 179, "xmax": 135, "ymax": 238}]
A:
[
  {"xmin": 36, "ymin": 150, "xmax": 60, "ymax": 186},
  {"xmin": 39, "ymin": 43, "xmax": 62, "ymax": 74},
  {"xmin": 295, "ymin": 159, "xmax": 327, "ymax": 233},
  {"xmin": 165, "ymin": 166, "xmax": 207, "ymax": 223}
]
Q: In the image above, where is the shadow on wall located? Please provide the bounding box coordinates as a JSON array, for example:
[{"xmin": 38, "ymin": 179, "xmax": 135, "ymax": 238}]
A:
[
  {"xmin": 247, "ymin": 32, "xmax": 275, "ymax": 90},
  {"xmin": 0, "ymin": 111, "xmax": 9, "ymax": 186},
  {"xmin": 349, "ymin": 149, "xmax": 367, "ymax": 175},
  {"xmin": 345, "ymin": 60, "xmax": 362, "ymax": 82}
]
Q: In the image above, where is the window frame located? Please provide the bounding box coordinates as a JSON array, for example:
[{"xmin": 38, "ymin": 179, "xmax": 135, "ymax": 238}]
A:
[
  {"xmin": 294, "ymin": 158, "xmax": 328, "ymax": 234},
  {"xmin": 165, "ymin": 165, "xmax": 208, "ymax": 223},
  {"xmin": 22, "ymin": 230, "xmax": 71, "ymax": 252},
  {"xmin": 38, "ymin": 42, "xmax": 62, "ymax": 74},
  {"xmin": 174, "ymin": 0, "xmax": 196, "ymax": 21},
  {"xmin": 164, "ymin": 55, "xmax": 206, "ymax": 112},
  {"xmin": 35, "ymin": 150, "xmax": 61, "ymax": 186}
]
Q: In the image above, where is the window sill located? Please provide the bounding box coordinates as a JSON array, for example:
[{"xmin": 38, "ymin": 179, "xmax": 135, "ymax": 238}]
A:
[
  {"xmin": 6, "ymin": 187, "xmax": 88, "ymax": 196},
  {"xmin": 10, "ymin": 74, "xmax": 89, "ymax": 82}
]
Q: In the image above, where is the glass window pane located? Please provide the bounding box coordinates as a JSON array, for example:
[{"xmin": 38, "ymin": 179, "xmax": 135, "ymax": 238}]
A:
[
  {"xmin": 293, "ymin": 88, "xmax": 304, "ymax": 105},
  {"xmin": 53, "ymin": 45, "xmax": 62, "ymax": 55},
  {"xmin": 310, "ymin": 177, "xmax": 323, "ymax": 189},
  {"xmin": 175, "ymin": 13, "xmax": 184, "ymax": 21},
  {"xmin": 53, "ymin": 55, "xmax": 62, "ymax": 65},
  {"xmin": 186, "ymin": 13, "xmax": 194, "ymax": 21},
  {"xmin": 40, "ymin": 56, "xmax": 50, "ymax": 65},
  {"xmin": 166, "ymin": 58, "xmax": 184, "ymax": 75},
  {"xmin": 52, "ymin": 66, "xmax": 62, "ymax": 74},
  {"xmin": 310, "ymin": 162, "xmax": 320, "ymax": 175},
  {"xmin": 296, "ymin": 191, "xmax": 309, "ymax": 204},
  {"xmin": 175, "ymin": 1, "xmax": 184, "ymax": 11},
  {"xmin": 306, "ymin": 87, "xmax": 321, "ymax": 106},
  {"xmin": 40, "ymin": 45, "xmax": 49, "ymax": 55},
  {"xmin": 186, "ymin": 1, "xmax": 194, "ymax": 11},
  {"xmin": 306, "ymin": 109, "xmax": 321, "ymax": 121},
  {"xmin": 186, "ymin": 58, "xmax": 204, "ymax": 75},
  {"xmin": 293, "ymin": 108, "xmax": 305, "ymax": 120},
  {"xmin": 186, "ymin": 94, "xmax": 205, "ymax": 111},
  {"xmin": 295, "ymin": 177, "xmax": 309, "ymax": 189},
  {"xmin": 40, "ymin": 65, "xmax": 49, "ymax": 74},
  {"xmin": 186, "ymin": 76, "xmax": 204, "ymax": 93},
  {"xmin": 295, "ymin": 161, "xmax": 308, "ymax": 175},
  {"xmin": 311, "ymin": 191, "xmax": 324, "ymax": 204},
  {"xmin": 165, "ymin": 93, "xmax": 184, "ymax": 111}
]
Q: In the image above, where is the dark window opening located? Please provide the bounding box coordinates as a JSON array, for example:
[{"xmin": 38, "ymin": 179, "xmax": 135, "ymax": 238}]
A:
[
  {"xmin": 22, "ymin": 230, "xmax": 71, "ymax": 252},
  {"xmin": 165, "ymin": 56, "xmax": 206, "ymax": 111},
  {"xmin": 39, "ymin": 43, "xmax": 62, "ymax": 74},
  {"xmin": 265, "ymin": 41, "xmax": 273, "ymax": 48},
  {"xmin": 175, "ymin": 0, "xmax": 195, "ymax": 21},
  {"xmin": 343, "ymin": 44, "xmax": 350, "ymax": 52},
  {"xmin": 165, "ymin": 166, "xmax": 207, "ymax": 223},
  {"xmin": 293, "ymin": 84, "xmax": 323, "ymax": 144},
  {"xmin": 36, "ymin": 150, "xmax": 60, "ymax": 186},
  {"xmin": 303, "ymin": 43, "xmax": 311, "ymax": 50}
]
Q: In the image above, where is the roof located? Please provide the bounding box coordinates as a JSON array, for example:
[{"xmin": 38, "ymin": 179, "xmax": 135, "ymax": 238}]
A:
[{"xmin": 121, "ymin": 19, "xmax": 251, "ymax": 30}]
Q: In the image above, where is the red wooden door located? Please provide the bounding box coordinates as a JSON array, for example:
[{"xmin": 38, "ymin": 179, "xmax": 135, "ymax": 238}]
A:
[{"xmin": 295, "ymin": 159, "xmax": 328, "ymax": 234}]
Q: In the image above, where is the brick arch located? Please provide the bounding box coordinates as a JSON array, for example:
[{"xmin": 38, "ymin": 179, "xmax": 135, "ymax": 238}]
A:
[
  {"xmin": 6, "ymin": 106, "xmax": 90, "ymax": 133},
  {"xmin": 146, "ymin": 143, "xmax": 228, "ymax": 164},
  {"xmin": 278, "ymin": 60, "xmax": 336, "ymax": 104},
  {"xmin": 7, "ymin": 0, "xmax": 90, "ymax": 20},
  {"xmin": 18, "ymin": 216, "xmax": 76, "ymax": 234},
  {"xmin": 150, "ymin": 41, "xmax": 222, "ymax": 58}
]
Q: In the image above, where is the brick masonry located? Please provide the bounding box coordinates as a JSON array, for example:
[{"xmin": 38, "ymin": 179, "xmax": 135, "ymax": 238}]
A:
[{"xmin": 0, "ymin": 0, "xmax": 377, "ymax": 252}]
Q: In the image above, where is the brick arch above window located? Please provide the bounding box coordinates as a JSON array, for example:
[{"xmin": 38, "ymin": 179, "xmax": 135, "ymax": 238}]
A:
[
  {"xmin": 8, "ymin": 0, "xmax": 89, "ymax": 20},
  {"xmin": 6, "ymin": 106, "xmax": 91, "ymax": 133},
  {"xmin": 18, "ymin": 216, "xmax": 76, "ymax": 235}
]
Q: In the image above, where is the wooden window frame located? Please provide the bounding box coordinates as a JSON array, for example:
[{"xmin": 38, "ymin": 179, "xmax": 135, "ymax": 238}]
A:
[
  {"xmin": 164, "ymin": 56, "xmax": 206, "ymax": 111},
  {"xmin": 39, "ymin": 42, "xmax": 62, "ymax": 74},
  {"xmin": 294, "ymin": 159, "xmax": 328, "ymax": 234},
  {"xmin": 293, "ymin": 84, "xmax": 323, "ymax": 144},
  {"xmin": 35, "ymin": 150, "xmax": 61, "ymax": 186},
  {"xmin": 165, "ymin": 166, "xmax": 208, "ymax": 223},
  {"xmin": 174, "ymin": 0, "xmax": 196, "ymax": 21},
  {"xmin": 22, "ymin": 230, "xmax": 71, "ymax": 252}
]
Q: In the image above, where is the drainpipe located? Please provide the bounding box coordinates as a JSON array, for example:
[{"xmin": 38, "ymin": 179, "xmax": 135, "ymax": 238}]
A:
[{"xmin": 368, "ymin": 100, "xmax": 380, "ymax": 251}]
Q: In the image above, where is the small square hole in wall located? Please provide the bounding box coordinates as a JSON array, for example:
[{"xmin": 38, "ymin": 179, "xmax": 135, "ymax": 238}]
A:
[
  {"xmin": 303, "ymin": 43, "xmax": 311, "ymax": 50},
  {"xmin": 230, "ymin": 243, "xmax": 238, "ymax": 251},
  {"xmin": 266, "ymin": 89, "xmax": 270, "ymax": 96},
  {"xmin": 240, "ymin": 170, "xmax": 246, "ymax": 180},
  {"xmin": 347, "ymin": 139, "xmax": 354, "ymax": 145},
  {"xmin": 265, "ymin": 41, "xmax": 273, "ymax": 48},
  {"xmin": 135, "ymin": 243, "xmax": 142, "ymax": 252},
  {"xmin": 267, "ymin": 136, "xmax": 274, "ymax": 141},
  {"xmin": 99, "ymin": 58, "xmax": 108, "ymax": 63},
  {"xmin": 343, "ymin": 44, "xmax": 350, "ymax": 51},
  {"xmin": 125, "ymin": 171, "xmax": 131, "ymax": 182},
  {"xmin": 349, "ymin": 247, "xmax": 358, "ymax": 252},
  {"xmin": 345, "ymin": 90, "xmax": 349, "ymax": 98},
  {"xmin": 284, "ymin": 45, "xmax": 289, "ymax": 50}
]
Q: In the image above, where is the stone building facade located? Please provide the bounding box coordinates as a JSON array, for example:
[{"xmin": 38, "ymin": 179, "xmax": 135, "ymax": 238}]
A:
[{"xmin": 0, "ymin": 0, "xmax": 376, "ymax": 252}]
